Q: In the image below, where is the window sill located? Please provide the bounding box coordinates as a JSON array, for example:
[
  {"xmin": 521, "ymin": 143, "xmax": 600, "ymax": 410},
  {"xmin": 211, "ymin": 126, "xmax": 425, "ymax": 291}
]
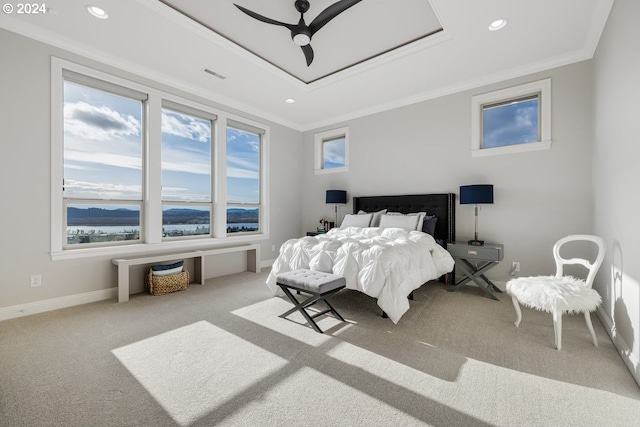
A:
[
  {"xmin": 51, "ymin": 233, "xmax": 269, "ymax": 261},
  {"xmin": 314, "ymin": 166, "xmax": 349, "ymax": 175},
  {"xmin": 471, "ymin": 140, "xmax": 552, "ymax": 158}
]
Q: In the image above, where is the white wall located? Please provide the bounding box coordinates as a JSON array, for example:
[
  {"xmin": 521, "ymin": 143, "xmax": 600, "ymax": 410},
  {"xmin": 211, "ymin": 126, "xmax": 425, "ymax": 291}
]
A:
[
  {"xmin": 0, "ymin": 29, "xmax": 303, "ymax": 313},
  {"xmin": 302, "ymin": 61, "xmax": 594, "ymax": 282},
  {"xmin": 592, "ymin": 0, "xmax": 640, "ymax": 384}
]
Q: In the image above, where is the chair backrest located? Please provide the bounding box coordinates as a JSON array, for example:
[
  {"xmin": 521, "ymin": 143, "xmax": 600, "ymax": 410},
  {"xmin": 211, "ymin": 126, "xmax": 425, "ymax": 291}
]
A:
[{"xmin": 553, "ymin": 234, "xmax": 606, "ymax": 288}]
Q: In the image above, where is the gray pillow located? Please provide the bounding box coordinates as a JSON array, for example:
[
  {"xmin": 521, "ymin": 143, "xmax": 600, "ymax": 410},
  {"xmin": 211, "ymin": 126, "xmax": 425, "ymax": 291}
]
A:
[
  {"xmin": 422, "ymin": 215, "xmax": 438, "ymax": 236},
  {"xmin": 358, "ymin": 209, "xmax": 387, "ymax": 227}
]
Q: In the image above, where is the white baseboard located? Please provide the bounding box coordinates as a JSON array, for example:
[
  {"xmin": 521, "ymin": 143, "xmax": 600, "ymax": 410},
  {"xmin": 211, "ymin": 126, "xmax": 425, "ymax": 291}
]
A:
[
  {"xmin": 2, "ymin": 260, "xmax": 276, "ymax": 323},
  {"xmin": 596, "ymin": 306, "xmax": 640, "ymax": 387},
  {"xmin": 0, "ymin": 288, "xmax": 117, "ymax": 322},
  {"xmin": 260, "ymin": 259, "xmax": 275, "ymax": 269}
]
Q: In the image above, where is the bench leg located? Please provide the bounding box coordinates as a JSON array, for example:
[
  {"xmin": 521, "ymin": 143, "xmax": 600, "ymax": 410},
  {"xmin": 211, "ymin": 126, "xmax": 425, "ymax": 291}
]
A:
[
  {"xmin": 118, "ymin": 266, "xmax": 130, "ymax": 303},
  {"xmin": 277, "ymin": 285, "xmax": 345, "ymax": 333}
]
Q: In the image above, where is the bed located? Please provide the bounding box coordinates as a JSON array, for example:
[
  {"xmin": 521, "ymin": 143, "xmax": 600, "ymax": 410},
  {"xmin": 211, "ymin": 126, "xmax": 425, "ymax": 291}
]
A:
[{"xmin": 266, "ymin": 193, "xmax": 456, "ymax": 323}]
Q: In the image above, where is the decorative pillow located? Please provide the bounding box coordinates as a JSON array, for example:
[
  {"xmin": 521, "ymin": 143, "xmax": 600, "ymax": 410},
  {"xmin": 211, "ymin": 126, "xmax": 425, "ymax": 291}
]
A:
[
  {"xmin": 379, "ymin": 214, "xmax": 420, "ymax": 231},
  {"xmin": 387, "ymin": 212, "xmax": 427, "ymax": 231},
  {"xmin": 422, "ymin": 215, "xmax": 438, "ymax": 236},
  {"xmin": 151, "ymin": 260, "xmax": 183, "ymax": 271},
  {"xmin": 341, "ymin": 213, "xmax": 372, "ymax": 228},
  {"xmin": 357, "ymin": 209, "xmax": 387, "ymax": 227}
]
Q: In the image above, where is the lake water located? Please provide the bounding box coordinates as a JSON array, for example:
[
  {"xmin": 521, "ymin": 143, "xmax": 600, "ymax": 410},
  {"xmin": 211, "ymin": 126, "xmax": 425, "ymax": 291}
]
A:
[{"xmin": 67, "ymin": 223, "xmax": 259, "ymax": 234}]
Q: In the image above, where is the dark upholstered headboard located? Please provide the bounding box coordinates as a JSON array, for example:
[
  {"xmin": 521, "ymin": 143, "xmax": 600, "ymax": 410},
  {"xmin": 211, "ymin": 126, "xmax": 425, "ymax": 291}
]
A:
[{"xmin": 353, "ymin": 193, "xmax": 456, "ymax": 244}]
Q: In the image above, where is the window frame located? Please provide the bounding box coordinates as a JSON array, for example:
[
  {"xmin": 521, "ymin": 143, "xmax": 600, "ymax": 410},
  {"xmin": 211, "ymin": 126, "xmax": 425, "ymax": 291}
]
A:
[
  {"xmin": 314, "ymin": 126, "xmax": 349, "ymax": 174},
  {"xmin": 61, "ymin": 73, "xmax": 147, "ymax": 249},
  {"xmin": 50, "ymin": 57, "xmax": 269, "ymax": 260},
  {"xmin": 471, "ymin": 78, "xmax": 552, "ymax": 157},
  {"xmin": 160, "ymin": 102, "xmax": 216, "ymax": 241},
  {"xmin": 226, "ymin": 121, "xmax": 265, "ymax": 235}
]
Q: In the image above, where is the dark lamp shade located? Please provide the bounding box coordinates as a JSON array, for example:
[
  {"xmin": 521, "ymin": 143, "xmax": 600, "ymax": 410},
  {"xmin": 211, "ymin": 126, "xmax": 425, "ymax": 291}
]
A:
[
  {"xmin": 460, "ymin": 185, "xmax": 494, "ymax": 204},
  {"xmin": 326, "ymin": 190, "xmax": 347, "ymax": 204}
]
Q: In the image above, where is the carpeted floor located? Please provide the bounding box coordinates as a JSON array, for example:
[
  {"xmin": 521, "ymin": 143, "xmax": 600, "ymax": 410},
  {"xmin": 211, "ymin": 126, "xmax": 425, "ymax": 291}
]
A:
[{"xmin": 1, "ymin": 269, "xmax": 639, "ymax": 426}]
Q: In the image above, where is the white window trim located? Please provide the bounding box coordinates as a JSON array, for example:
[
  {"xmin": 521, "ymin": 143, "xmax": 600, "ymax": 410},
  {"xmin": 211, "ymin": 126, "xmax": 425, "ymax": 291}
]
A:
[
  {"xmin": 471, "ymin": 78, "xmax": 552, "ymax": 158},
  {"xmin": 314, "ymin": 126, "xmax": 349, "ymax": 174},
  {"xmin": 50, "ymin": 57, "xmax": 269, "ymax": 261}
]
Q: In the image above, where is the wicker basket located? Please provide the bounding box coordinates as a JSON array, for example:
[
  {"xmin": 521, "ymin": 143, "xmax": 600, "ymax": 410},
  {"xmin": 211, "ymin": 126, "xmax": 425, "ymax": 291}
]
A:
[{"xmin": 145, "ymin": 268, "xmax": 189, "ymax": 296}]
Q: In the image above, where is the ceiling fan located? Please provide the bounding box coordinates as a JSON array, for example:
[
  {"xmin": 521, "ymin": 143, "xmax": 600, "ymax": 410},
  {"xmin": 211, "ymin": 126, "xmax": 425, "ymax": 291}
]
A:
[{"xmin": 234, "ymin": 0, "xmax": 362, "ymax": 66}]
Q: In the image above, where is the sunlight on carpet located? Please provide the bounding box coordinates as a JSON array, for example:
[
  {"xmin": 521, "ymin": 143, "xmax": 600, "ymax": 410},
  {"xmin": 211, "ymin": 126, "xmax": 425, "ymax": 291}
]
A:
[
  {"xmin": 111, "ymin": 321, "xmax": 288, "ymax": 426},
  {"xmin": 231, "ymin": 297, "xmax": 355, "ymax": 345},
  {"xmin": 326, "ymin": 341, "xmax": 450, "ymax": 394}
]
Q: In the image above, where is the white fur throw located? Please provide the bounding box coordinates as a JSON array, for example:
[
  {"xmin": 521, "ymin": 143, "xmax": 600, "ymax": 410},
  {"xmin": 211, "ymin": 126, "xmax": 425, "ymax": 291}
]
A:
[{"xmin": 506, "ymin": 275, "xmax": 602, "ymax": 314}]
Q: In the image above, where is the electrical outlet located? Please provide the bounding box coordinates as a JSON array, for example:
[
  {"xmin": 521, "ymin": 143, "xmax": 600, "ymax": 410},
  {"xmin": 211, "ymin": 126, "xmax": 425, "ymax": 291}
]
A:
[
  {"xmin": 30, "ymin": 274, "xmax": 42, "ymax": 288},
  {"xmin": 512, "ymin": 262, "xmax": 520, "ymax": 272}
]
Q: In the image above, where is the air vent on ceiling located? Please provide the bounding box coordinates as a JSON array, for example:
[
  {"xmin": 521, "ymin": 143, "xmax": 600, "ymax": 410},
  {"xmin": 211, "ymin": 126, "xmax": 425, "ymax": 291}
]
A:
[{"xmin": 204, "ymin": 68, "xmax": 226, "ymax": 79}]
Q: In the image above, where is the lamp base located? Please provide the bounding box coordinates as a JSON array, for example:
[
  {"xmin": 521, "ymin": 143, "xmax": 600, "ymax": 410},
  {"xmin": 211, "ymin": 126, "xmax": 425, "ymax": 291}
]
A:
[{"xmin": 468, "ymin": 239, "xmax": 484, "ymax": 246}]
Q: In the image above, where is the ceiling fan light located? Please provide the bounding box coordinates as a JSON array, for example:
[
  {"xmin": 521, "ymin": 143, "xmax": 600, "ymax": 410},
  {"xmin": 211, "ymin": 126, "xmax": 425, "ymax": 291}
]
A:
[{"xmin": 293, "ymin": 32, "xmax": 311, "ymax": 46}]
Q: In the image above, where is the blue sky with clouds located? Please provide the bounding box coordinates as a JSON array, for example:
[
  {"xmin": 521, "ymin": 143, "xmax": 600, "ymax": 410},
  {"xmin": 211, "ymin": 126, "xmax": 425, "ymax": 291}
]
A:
[
  {"xmin": 322, "ymin": 137, "xmax": 345, "ymax": 169},
  {"xmin": 63, "ymin": 82, "xmax": 259, "ymax": 207},
  {"xmin": 482, "ymin": 98, "xmax": 539, "ymax": 148}
]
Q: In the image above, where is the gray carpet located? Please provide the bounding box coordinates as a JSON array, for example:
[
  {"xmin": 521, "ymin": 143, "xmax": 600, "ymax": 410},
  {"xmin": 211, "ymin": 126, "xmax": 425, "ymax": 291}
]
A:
[{"xmin": 1, "ymin": 269, "xmax": 639, "ymax": 426}]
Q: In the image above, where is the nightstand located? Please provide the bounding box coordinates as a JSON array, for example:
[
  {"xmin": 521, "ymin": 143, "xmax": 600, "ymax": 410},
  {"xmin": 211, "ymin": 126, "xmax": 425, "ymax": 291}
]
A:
[{"xmin": 447, "ymin": 242, "xmax": 504, "ymax": 300}]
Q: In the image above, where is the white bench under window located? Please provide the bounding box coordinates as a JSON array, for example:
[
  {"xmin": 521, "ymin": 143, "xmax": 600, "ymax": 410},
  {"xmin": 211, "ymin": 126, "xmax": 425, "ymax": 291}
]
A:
[{"xmin": 112, "ymin": 244, "xmax": 260, "ymax": 302}]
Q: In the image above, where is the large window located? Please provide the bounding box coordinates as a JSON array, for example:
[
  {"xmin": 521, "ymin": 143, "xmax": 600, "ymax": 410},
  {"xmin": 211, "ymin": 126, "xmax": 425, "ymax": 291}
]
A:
[
  {"xmin": 51, "ymin": 58, "xmax": 269, "ymax": 258},
  {"xmin": 471, "ymin": 79, "xmax": 551, "ymax": 157},
  {"xmin": 161, "ymin": 103, "xmax": 214, "ymax": 239},
  {"xmin": 63, "ymin": 73, "xmax": 145, "ymax": 247},
  {"xmin": 226, "ymin": 122, "xmax": 263, "ymax": 234},
  {"xmin": 314, "ymin": 126, "xmax": 349, "ymax": 174}
]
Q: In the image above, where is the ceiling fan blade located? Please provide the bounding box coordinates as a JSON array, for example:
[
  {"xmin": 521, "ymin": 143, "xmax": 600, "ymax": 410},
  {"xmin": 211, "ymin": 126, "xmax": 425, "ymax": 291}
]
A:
[
  {"xmin": 234, "ymin": 4, "xmax": 295, "ymax": 31},
  {"xmin": 301, "ymin": 44, "xmax": 314, "ymax": 66},
  {"xmin": 309, "ymin": 0, "xmax": 362, "ymax": 36}
]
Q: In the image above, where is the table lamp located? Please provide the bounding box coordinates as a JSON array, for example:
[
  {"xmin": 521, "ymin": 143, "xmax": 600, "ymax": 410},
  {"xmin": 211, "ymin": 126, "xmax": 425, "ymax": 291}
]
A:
[
  {"xmin": 460, "ymin": 184, "xmax": 493, "ymax": 246},
  {"xmin": 326, "ymin": 190, "xmax": 347, "ymax": 227}
]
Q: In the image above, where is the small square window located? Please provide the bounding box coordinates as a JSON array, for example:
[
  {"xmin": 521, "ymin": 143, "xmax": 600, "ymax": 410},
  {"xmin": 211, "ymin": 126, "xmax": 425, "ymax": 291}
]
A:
[
  {"xmin": 472, "ymin": 79, "xmax": 551, "ymax": 157},
  {"xmin": 314, "ymin": 127, "xmax": 349, "ymax": 174}
]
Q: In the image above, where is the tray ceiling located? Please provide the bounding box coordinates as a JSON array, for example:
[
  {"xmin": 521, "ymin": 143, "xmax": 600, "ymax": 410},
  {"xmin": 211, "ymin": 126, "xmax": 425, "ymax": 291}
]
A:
[{"xmin": 160, "ymin": 0, "xmax": 443, "ymax": 84}]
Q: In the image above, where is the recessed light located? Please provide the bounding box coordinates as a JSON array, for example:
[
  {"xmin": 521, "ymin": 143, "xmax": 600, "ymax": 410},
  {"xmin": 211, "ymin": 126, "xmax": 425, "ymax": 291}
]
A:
[
  {"xmin": 86, "ymin": 5, "xmax": 108, "ymax": 19},
  {"xmin": 488, "ymin": 19, "xmax": 507, "ymax": 31},
  {"xmin": 284, "ymin": 98, "xmax": 296, "ymax": 104}
]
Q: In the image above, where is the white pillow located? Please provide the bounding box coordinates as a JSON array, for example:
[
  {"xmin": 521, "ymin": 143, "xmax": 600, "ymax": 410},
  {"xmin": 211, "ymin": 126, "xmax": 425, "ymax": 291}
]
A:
[
  {"xmin": 386, "ymin": 212, "xmax": 427, "ymax": 231},
  {"xmin": 358, "ymin": 209, "xmax": 387, "ymax": 227},
  {"xmin": 341, "ymin": 213, "xmax": 372, "ymax": 228},
  {"xmin": 152, "ymin": 266, "xmax": 184, "ymax": 276},
  {"xmin": 379, "ymin": 214, "xmax": 420, "ymax": 231}
]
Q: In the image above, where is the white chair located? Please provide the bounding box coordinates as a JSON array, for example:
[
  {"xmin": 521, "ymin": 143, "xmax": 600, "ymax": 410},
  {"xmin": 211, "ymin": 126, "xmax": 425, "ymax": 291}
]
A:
[{"xmin": 506, "ymin": 235, "xmax": 606, "ymax": 350}]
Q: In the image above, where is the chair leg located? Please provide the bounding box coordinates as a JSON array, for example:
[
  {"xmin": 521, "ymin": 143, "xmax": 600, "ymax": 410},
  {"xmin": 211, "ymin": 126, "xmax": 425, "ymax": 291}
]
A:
[
  {"xmin": 511, "ymin": 296, "xmax": 522, "ymax": 327},
  {"xmin": 553, "ymin": 310, "xmax": 563, "ymax": 350},
  {"xmin": 584, "ymin": 311, "xmax": 599, "ymax": 347}
]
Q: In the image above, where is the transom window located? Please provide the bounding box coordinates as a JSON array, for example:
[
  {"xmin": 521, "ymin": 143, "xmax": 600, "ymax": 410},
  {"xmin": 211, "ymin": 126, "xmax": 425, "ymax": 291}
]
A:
[
  {"xmin": 471, "ymin": 79, "xmax": 551, "ymax": 157},
  {"xmin": 314, "ymin": 126, "xmax": 349, "ymax": 174}
]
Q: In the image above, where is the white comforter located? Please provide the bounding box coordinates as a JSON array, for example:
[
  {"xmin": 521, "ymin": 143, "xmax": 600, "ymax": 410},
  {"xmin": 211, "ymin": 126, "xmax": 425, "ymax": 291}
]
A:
[{"xmin": 266, "ymin": 227, "xmax": 454, "ymax": 323}]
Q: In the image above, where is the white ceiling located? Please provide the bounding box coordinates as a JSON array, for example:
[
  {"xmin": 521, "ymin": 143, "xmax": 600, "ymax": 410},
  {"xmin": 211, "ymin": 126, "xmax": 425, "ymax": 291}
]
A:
[
  {"xmin": 160, "ymin": 0, "xmax": 443, "ymax": 84},
  {"xmin": 0, "ymin": 0, "xmax": 614, "ymax": 131}
]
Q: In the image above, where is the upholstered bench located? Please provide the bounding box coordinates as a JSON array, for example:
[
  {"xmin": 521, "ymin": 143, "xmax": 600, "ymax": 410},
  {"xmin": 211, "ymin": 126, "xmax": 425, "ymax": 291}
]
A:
[{"xmin": 276, "ymin": 269, "xmax": 346, "ymax": 333}]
